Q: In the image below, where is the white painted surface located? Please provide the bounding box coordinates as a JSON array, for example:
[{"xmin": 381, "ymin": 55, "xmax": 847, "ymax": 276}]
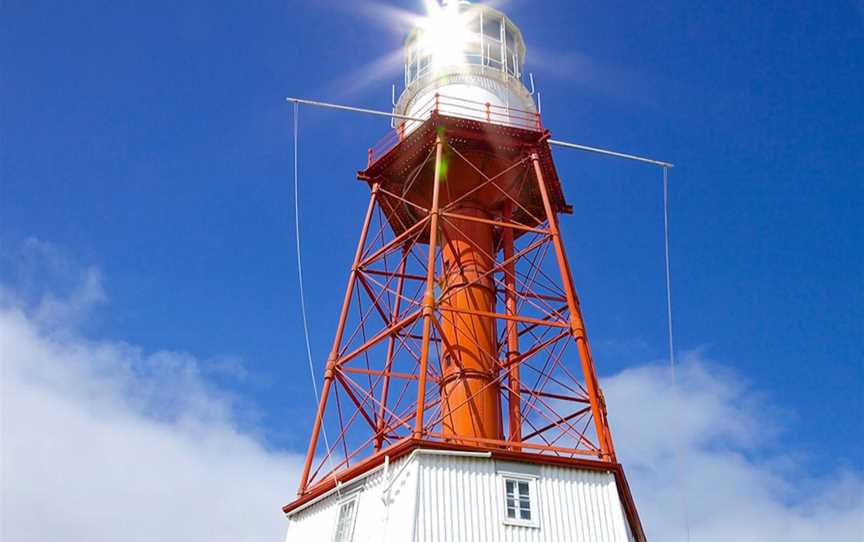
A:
[
  {"xmin": 396, "ymin": 70, "xmax": 538, "ymax": 136},
  {"xmin": 285, "ymin": 451, "xmax": 637, "ymax": 542},
  {"xmin": 415, "ymin": 454, "xmax": 634, "ymax": 542},
  {"xmin": 285, "ymin": 457, "xmax": 418, "ymax": 542}
]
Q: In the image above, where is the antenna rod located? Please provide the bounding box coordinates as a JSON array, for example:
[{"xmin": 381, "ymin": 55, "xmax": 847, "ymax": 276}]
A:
[
  {"xmin": 286, "ymin": 96, "xmax": 674, "ymax": 168},
  {"xmin": 547, "ymin": 139, "xmax": 674, "ymax": 168},
  {"xmin": 286, "ymin": 97, "xmax": 425, "ymax": 123}
]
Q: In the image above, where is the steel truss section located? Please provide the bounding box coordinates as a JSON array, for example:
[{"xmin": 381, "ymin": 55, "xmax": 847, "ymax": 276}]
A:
[{"xmin": 297, "ymin": 119, "xmax": 617, "ymax": 496}]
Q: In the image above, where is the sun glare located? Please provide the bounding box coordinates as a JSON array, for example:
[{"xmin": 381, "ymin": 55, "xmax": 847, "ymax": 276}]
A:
[{"xmin": 417, "ymin": 0, "xmax": 474, "ymax": 70}]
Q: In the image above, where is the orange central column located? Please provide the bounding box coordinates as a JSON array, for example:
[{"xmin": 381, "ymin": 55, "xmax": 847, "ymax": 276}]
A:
[{"xmin": 438, "ymin": 206, "xmax": 502, "ymax": 443}]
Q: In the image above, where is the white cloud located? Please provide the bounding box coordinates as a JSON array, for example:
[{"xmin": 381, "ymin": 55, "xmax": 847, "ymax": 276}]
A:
[
  {"xmin": 1, "ymin": 239, "xmax": 861, "ymax": 541},
  {"xmin": 0, "ymin": 241, "xmax": 303, "ymax": 542},
  {"xmin": 606, "ymin": 354, "xmax": 864, "ymax": 541},
  {"xmin": 0, "ymin": 237, "xmax": 106, "ymax": 326}
]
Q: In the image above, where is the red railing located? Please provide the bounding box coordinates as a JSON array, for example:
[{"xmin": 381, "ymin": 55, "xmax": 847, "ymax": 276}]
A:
[{"xmin": 367, "ymin": 93, "xmax": 542, "ymax": 166}]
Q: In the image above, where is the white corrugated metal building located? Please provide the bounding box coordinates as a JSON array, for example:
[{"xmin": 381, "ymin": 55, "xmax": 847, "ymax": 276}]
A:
[{"xmin": 285, "ymin": 446, "xmax": 643, "ymax": 542}]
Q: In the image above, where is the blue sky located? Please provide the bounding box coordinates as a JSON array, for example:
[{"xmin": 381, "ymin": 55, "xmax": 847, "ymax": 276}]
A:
[{"xmin": 2, "ymin": 1, "xmax": 862, "ymax": 540}]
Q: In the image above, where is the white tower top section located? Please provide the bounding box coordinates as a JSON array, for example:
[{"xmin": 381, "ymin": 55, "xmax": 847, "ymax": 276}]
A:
[{"xmin": 395, "ymin": 1, "xmax": 538, "ymax": 131}]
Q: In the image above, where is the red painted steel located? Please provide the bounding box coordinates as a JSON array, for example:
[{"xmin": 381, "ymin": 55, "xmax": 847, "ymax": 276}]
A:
[
  {"xmin": 294, "ymin": 113, "xmax": 620, "ymax": 501},
  {"xmin": 438, "ymin": 206, "xmax": 502, "ymax": 442},
  {"xmin": 413, "ymin": 135, "xmax": 445, "ymax": 438},
  {"xmin": 503, "ymin": 203, "xmax": 522, "ymax": 446}
]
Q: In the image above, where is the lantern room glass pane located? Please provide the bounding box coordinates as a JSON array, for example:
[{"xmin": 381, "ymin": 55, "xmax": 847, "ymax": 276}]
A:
[
  {"xmin": 465, "ymin": 39, "xmax": 482, "ymax": 66},
  {"xmin": 407, "ymin": 45, "xmax": 417, "ymax": 84},
  {"xmin": 467, "ymin": 14, "xmax": 481, "ymax": 36},
  {"xmin": 508, "ymin": 53, "xmax": 518, "ymax": 76},
  {"xmin": 418, "ymin": 54, "xmax": 431, "ymax": 78},
  {"xmin": 483, "ymin": 14, "xmax": 501, "ymax": 39},
  {"xmin": 505, "ymin": 22, "xmax": 516, "ymax": 50},
  {"xmin": 403, "ymin": 10, "xmax": 524, "ymax": 85},
  {"xmin": 486, "ymin": 41, "xmax": 502, "ymax": 70}
]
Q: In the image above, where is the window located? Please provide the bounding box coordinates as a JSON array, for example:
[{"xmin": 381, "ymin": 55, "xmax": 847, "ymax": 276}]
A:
[
  {"xmin": 466, "ymin": 12, "xmax": 481, "ymax": 36},
  {"xmin": 486, "ymin": 42, "xmax": 502, "ymax": 70},
  {"xmin": 464, "ymin": 39, "xmax": 482, "ymax": 67},
  {"xmin": 418, "ymin": 53, "xmax": 431, "ymax": 78},
  {"xmin": 505, "ymin": 22, "xmax": 517, "ymax": 51},
  {"xmin": 506, "ymin": 479, "xmax": 531, "ymax": 520},
  {"xmin": 508, "ymin": 53, "xmax": 519, "ymax": 77},
  {"xmin": 482, "ymin": 13, "xmax": 501, "ymax": 39},
  {"xmin": 406, "ymin": 44, "xmax": 417, "ymax": 85},
  {"xmin": 332, "ymin": 498, "xmax": 357, "ymax": 542},
  {"xmin": 502, "ymin": 476, "xmax": 538, "ymax": 527}
]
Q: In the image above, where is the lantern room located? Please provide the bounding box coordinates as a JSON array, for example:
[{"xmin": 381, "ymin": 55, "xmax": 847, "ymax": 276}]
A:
[{"xmin": 395, "ymin": 1, "xmax": 538, "ymax": 131}]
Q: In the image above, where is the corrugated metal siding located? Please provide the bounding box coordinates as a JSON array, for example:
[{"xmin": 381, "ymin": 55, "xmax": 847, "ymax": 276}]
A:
[
  {"xmin": 284, "ymin": 488, "xmax": 338, "ymax": 542},
  {"xmin": 415, "ymin": 454, "xmax": 633, "ymax": 542},
  {"xmin": 285, "ymin": 456, "xmax": 418, "ymax": 542},
  {"xmin": 285, "ymin": 452, "xmax": 636, "ymax": 542},
  {"xmin": 536, "ymin": 464, "xmax": 633, "ymax": 542}
]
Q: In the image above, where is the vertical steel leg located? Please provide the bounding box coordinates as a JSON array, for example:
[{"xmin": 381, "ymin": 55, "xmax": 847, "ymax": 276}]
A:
[
  {"xmin": 503, "ymin": 202, "xmax": 522, "ymax": 447},
  {"xmin": 414, "ymin": 135, "xmax": 445, "ymax": 438},
  {"xmin": 530, "ymin": 154, "xmax": 616, "ymax": 461},
  {"xmin": 298, "ymin": 185, "xmax": 380, "ymax": 494}
]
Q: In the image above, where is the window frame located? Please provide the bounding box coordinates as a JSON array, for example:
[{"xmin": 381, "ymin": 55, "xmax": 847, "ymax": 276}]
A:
[
  {"xmin": 499, "ymin": 472, "xmax": 540, "ymax": 528},
  {"xmin": 331, "ymin": 494, "xmax": 359, "ymax": 542},
  {"xmin": 405, "ymin": 41, "xmax": 417, "ymax": 86}
]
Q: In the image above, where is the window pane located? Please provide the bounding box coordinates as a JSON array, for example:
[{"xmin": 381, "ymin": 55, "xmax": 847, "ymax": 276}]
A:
[
  {"xmin": 504, "ymin": 478, "xmax": 536, "ymax": 524},
  {"xmin": 483, "ymin": 14, "xmax": 501, "ymax": 39},
  {"xmin": 505, "ymin": 23, "xmax": 517, "ymax": 50},
  {"xmin": 418, "ymin": 54, "xmax": 430, "ymax": 77},
  {"xmin": 467, "ymin": 13, "xmax": 480, "ymax": 35},
  {"xmin": 486, "ymin": 42, "xmax": 502, "ymax": 70},
  {"xmin": 334, "ymin": 501, "xmax": 356, "ymax": 542},
  {"xmin": 465, "ymin": 39, "xmax": 482, "ymax": 66}
]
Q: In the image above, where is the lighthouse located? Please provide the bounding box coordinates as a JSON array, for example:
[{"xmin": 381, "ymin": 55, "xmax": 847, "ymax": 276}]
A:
[{"xmin": 284, "ymin": 1, "xmax": 646, "ymax": 540}]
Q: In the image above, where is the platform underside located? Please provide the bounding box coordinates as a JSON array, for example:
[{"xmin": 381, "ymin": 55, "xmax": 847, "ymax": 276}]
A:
[{"xmin": 359, "ymin": 113, "xmax": 572, "ymax": 243}]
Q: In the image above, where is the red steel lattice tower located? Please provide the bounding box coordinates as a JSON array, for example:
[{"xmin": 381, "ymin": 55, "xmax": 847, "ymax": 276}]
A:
[{"xmin": 285, "ymin": 2, "xmax": 644, "ymax": 540}]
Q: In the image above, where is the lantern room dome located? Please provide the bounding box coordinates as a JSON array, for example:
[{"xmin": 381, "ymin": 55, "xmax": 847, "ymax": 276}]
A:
[
  {"xmin": 394, "ymin": 1, "xmax": 537, "ymax": 131},
  {"xmin": 403, "ymin": 1, "xmax": 526, "ymax": 86}
]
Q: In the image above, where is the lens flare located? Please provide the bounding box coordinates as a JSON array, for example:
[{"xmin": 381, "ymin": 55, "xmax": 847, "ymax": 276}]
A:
[
  {"xmin": 417, "ymin": 0, "xmax": 475, "ymax": 70},
  {"xmin": 324, "ymin": 0, "xmax": 513, "ymax": 98}
]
